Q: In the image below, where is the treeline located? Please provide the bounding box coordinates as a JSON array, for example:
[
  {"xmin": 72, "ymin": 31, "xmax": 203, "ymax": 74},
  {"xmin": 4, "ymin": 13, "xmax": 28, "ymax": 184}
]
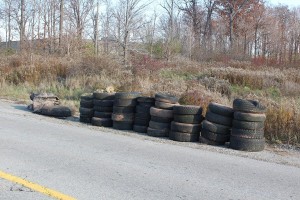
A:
[{"xmin": 0, "ymin": 0, "xmax": 299, "ymax": 65}]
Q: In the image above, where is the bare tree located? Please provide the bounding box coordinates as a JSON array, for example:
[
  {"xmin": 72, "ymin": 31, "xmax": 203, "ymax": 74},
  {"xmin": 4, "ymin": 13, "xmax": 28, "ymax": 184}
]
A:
[{"xmin": 113, "ymin": 0, "xmax": 151, "ymax": 66}]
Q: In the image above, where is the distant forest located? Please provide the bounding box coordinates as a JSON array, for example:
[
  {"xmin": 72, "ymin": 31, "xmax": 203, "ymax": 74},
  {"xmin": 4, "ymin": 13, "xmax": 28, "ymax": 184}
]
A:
[{"xmin": 0, "ymin": 0, "xmax": 299, "ymax": 65}]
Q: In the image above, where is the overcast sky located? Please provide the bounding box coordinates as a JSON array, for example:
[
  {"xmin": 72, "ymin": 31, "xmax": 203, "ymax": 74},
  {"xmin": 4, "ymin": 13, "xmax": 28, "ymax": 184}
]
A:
[{"xmin": 1, "ymin": 0, "xmax": 300, "ymax": 42}]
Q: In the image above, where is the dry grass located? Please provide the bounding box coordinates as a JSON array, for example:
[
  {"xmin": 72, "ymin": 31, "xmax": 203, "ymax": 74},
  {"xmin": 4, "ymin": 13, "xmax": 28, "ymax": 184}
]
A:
[{"xmin": 0, "ymin": 53, "xmax": 299, "ymax": 145}]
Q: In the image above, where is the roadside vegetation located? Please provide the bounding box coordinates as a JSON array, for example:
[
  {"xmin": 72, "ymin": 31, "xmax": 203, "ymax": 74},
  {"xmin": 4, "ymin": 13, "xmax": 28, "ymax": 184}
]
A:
[{"xmin": 0, "ymin": 52, "xmax": 299, "ymax": 146}]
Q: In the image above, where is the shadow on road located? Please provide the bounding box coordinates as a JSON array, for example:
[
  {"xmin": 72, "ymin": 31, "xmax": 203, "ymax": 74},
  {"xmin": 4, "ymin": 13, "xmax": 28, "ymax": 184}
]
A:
[{"xmin": 12, "ymin": 105, "xmax": 30, "ymax": 112}]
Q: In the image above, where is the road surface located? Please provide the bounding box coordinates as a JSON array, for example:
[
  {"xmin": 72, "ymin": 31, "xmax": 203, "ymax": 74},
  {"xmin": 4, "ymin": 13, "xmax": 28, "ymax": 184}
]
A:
[{"xmin": 0, "ymin": 100, "xmax": 299, "ymax": 200}]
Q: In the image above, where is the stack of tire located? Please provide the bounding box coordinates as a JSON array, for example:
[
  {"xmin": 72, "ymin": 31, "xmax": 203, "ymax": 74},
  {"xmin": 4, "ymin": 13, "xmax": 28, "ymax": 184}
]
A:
[
  {"xmin": 133, "ymin": 97, "xmax": 155, "ymax": 133},
  {"xmin": 147, "ymin": 93, "xmax": 179, "ymax": 137},
  {"xmin": 112, "ymin": 92, "xmax": 141, "ymax": 130},
  {"xmin": 170, "ymin": 105, "xmax": 203, "ymax": 142},
  {"xmin": 230, "ymin": 99, "xmax": 266, "ymax": 152},
  {"xmin": 201, "ymin": 103, "xmax": 234, "ymax": 145},
  {"xmin": 79, "ymin": 93, "xmax": 94, "ymax": 123},
  {"xmin": 91, "ymin": 92, "xmax": 115, "ymax": 127}
]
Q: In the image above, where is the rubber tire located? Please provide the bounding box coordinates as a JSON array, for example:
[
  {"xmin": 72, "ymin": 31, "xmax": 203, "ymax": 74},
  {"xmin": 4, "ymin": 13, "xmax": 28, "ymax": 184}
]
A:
[
  {"xmin": 134, "ymin": 119, "xmax": 149, "ymax": 126},
  {"xmin": 113, "ymin": 106, "xmax": 135, "ymax": 113},
  {"xmin": 80, "ymin": 117, "xmax": 91, "ymax": 123},
  {"xmin": 233, "ymin": 99, "xmax": 266, "ymax": 113},
  {"xmin": 135, "ymin": 112, "xmax": 151, "ymax": 120},
  {"xmin": 149, "ymin": 121, "xmax": 170, "ymax": 129},
  {"xmin": 91, "ymin": 117, "xmax": 113, "ymax": 127},
  {"xmin": 150, "ymin": 107, "xmax": 173, "ymax": 118},
  {"xmin": 199, "ymin": 136, "xmax": 225, "ymax": 146},
  {"xmin": 94, "ymin": 111, "xmax": 112, "ymax": 118},
  {"xmin": 208, "ymin": 103, "xmax": 234, "ymax": 117},
  {"xmin": 232, "ymin": 120, "xmax": 264, "ymax": 130},
  {"xmin": 113, "ymin": 121, "xmax": 133, "ymax": 130},
  {"xmin": 112, "ymin": 113, "xmax": 134, "ymax": 122},
  {"xmin": 234, "ymin": 112, "xmax": 266, "ymax": 122},
  {"xmin": 137, "ymin": 97, "xmax": 155, "ymax": 103},
  {"xmin": 173, "ymin": 105, "xmax": 202, "ymax": 115},
  {"xmin": 201, "ymin": 120, "xmax": 231, "ymax": 135},
  {"xmin": 79, "ymin": 107, "xmax": 94, "ymax": 116},
  {"xmin": 114, "ymin": 98, "xmax": 137, "ymax": 107},
  {"xmin": 135, "ymin": 105, "xmax": 152, "ymax": 113},
  {"xmin": 94, "ymin": 106, "xmax": 113, "ymax": 112},
  {"xmin": 93, "ymin": 100, "xmax": 114, "ymax": 107},
  {"xmin": 155, "ymin": 101, "xmax": 177, "ymax": 110},
  {"xmin": 229, "ymin": 135, "xmax": 265, "ymax": 152},
  {"xmin": 37, "ymin": 106, "xmax": 72, "ymax": 118},
  {"xmin": 155, "ymin": 93, "xmax": 178, "ymax": 104},
  {"xmin": 169, "ymin": 131, "xmax": 199, "ymax": 142},
  {"xmin": 174, "ymin": 114, "xmax": 203, "ymax": 124},
  {"xmin": 147, "ymin": 127, "xmax": 169, "ymax": 137},
  {"xmin": 171, "ymin": 121, "xmax": 201, "ymax": 134},
  {"xmin": 231, "ymin": 128, "xmax": 264, "ymax": 139},
  {"xmin": 115, "ymin": 92, "xmax": 141, "ymax": 99},
  {"xmin": 81, "ymin": 93, "xmax": 93, "ymax": 101},
  {"xmin": 205, "ymin": 111, "xmax": 233, "ymax": 126},
  {"xmin": 201, "ymin": 129, "xmax": 230, "ymax": 143},
  {"xmin": 80, "ymin": 100, "xmax": 93, "ymax": 108},
  {"xmin": 151, "ymin": 116, "xmax": 172, "ymax": 123},
  {"xmin": 93, "ymin": 92, "xmax": 115, "ymax": 100},
  {"xmin": 133, "ymin": 125, "xmax": 148, "ymax": 133}
]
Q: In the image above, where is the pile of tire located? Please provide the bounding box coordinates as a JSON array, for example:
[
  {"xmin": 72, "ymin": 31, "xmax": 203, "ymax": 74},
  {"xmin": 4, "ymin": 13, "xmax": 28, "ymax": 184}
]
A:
[
  {"xmin": 112, "ymin": 92, "xmax": 141, "ymax": 130},
  {"xmin": 170, "ymin": 105, "xmax": 203, "ymax": 142},
  {"xmin": 230, "ymin": 99, "xmax": 266, "ymax": 152},
  {"xmin": 200, "ymin": 103, "xmax": 234, "ymax": 145},
  {"xmin": 133, "ymin": 97, "xmax": 155, "ymax": 133},
  {"xmin": 91, "ymin": 92, "xmax": 115, "ymax": 127},
  {"xmin": 79, "ymin": 93, "xmax": 94, "ymax": 123},
  {"xmin": 147, "ymin": 93, "xmax": 179, "ymax": 137}
]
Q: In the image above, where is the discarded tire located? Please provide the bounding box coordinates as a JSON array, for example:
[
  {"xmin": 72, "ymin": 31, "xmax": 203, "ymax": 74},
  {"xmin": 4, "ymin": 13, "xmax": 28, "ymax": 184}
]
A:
[
  {"xmin": 230, "ymin": 99, "xmax": 266, "ymax": 152},
  {"xmin": 173, "ymin": 105, "xmax": 202, "ymax": 115},
  {"xmin": 205, "ymin": 111, "xmax": 233, "ymax": 126},
  {"xmin": 199, "ymin": 136, "xmax": 225, "ymax": 146},
  {"xmin": 155, "ymin": 101, "xmax": 177, "ymax": 110},
  {"xmin": 201, "ymin": 102, "xmax": 233, "ymax": 144},
  {"xmin": 208, "ymin": 103, "xmax": 234, "ymax": 117},
  {"xmin": 170, "ymin": 105, "xmax": 202, "ymax": 142},
  {"xmin": 171, "ymin": 121, "xmax": 201, "ymax": 134},
  {"xmin": 155, "ymin": 93, "xmax": 179, "ymax": 104},
  {"xmin": 80, "ymin": 100, "xmax": 93, "ymax": 108},
  {"xmin": 147, "ymin": 94, "xmax": 178, "ymax": 137},
  {"xmin": 233, "ymin": 99, "xmax": 266, "ymax": 113},
  {"xmin": 93, "ymin": 100, "xmax": 114, "ymax": 107},
  {"xmin": 133, "ymin": 125, "xmax": 148, "ymax": 133},
  {"xmin": 113, "ymin": 92, "xmax": 140, "ymax": 130},
  {"xmin": 174, "ymin": 114, "xmax": 203, "ymax": 124},
  {"xmin": 133, "ymin": 96, "xmax": 155, "ymax": 133},
  {"xmin": 113, "ymin": 121, "xmax": 133, "ymax": 130},
  {"xmin": 91, "ymin": 117, "xmax": 113, "ymax": 127},
  {"xmin": 147, "ymin": 127, "xmax": 169, "ymax": 137},
  {"xmin": 169, "ymin": 131, "xmax": 199, "ymax": 142},
  {"xmin": 39, "ymin": 106, "xmax": 72, "ymax": 118},
  {"xmin": 233, "ymin": 112, "xmax": 266, "ymax": 122},
  {"xmin": 90, "ymin": 92, "xmax": 115, "ymax": 127},
  {"xmin": 229, "ymin": 135, "xmax": 265, "ymax": 152},
  {"xmin": 112, "ymin": 113, "xmax": 134, "ymax": 122},
  {"xmin": 201, "ymin": 129, "xmax": 230, "ymax": 143},
  {"xmin": 93, "ymin": 92, "xmax": 115, "ymax": 100},
  {"xmin": 202, "ymin": 120, "xmax": 231, "ymax": 135},
  {"xmin": 150, "ymin": 107, "xmax": 173, "ymax": 118},
  {"xmin": 232, "ymin": 120, "xmax": 264, "ymax": 130}
]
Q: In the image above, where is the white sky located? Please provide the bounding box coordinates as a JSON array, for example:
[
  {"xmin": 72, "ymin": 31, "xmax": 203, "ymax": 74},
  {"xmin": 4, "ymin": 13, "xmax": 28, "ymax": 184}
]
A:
[
  {"xmin": 1, "ymin": 0, "xmax": 300, "ymax": 42},
  {"xmin": 268, "ymin": 0, "xmax": 300, "ymax": 7}
]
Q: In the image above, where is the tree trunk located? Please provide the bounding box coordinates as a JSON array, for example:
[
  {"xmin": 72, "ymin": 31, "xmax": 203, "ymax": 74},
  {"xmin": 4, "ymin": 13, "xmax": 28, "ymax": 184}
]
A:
[
  {"xmin": 20, "ymin": 0, "xmax": 25, "ymax": 51},
  {"xmin": 59, "ymin": 0, "xmax": 64, "ymax": 50}
]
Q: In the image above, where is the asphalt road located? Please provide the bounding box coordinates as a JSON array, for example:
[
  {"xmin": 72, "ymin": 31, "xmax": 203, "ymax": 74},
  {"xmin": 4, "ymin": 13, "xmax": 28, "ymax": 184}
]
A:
[{"xmin": 0, "ymin": 100, "xmax": 300, "ymax": 200}]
